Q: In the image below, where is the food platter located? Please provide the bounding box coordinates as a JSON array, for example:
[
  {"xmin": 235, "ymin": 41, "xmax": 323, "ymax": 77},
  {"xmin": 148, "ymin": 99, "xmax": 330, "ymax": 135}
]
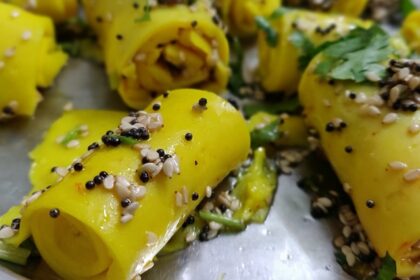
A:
[{"xmin": 0, "ymin": 60, "xmax": 347, "ymax": 280}]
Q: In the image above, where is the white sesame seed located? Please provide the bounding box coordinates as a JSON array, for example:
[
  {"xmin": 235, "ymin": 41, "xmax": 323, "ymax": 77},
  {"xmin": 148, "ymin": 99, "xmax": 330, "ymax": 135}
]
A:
[
  {"xmin": 103, "ymin": 175, "xmax": 115, "ymax": 190},
  {"xmin": 4, "ymin": 48, "xmax": 16, "ymax": 58},
  {"xmin": 120, "ymin": 213, "xmax": 133, "ymax": 224},
  {"xmin": 133, "ymin": 143, "xmax": 150, "ymax": 151},
  {"xmin": 124, "ymin": 201, "xmax": 139, "ymax": 214},
  {"xmin": 24, "ymin": 191, "xmax": 42, "ymax": 206},
  {"xmin": 27, "ymin": 0, "xmax": 37, "ymax": 9},
  {"xmin": 382, "ymin": 113, "xmax": 398, "ymax": 124},
  {"xmin": 361, "ymin": 104, "xmax": 381, "ymax": 116},
  {"xmin": 134, "ymin": 52, "xmax": 146, "ymax": 62},
  {"xmin": 130, "ymin": 185, "xmax": 147, "ymax": 200},
  {"xmin": 365, "ymin": 71, "xmax": 381, "ymax": 82},
  {"xmin": 10, "ymin": 10, "xmax": 20, "ymax": 18},
  {"xmin": 205, "ymin": 186, "xmax": 212, "ymax": 198},
  {"xmin": 230, "ymin": 198, "xmax": 241, "ymax": 211},
  {"xmin": 146, "ymin": 150, "xmax": 159, "ymax": 161},
  {"xmin": 209, "ymin": 221, "xmax": 223, "ymax": 231},
  {"xmin": 350, "ymin": 242, "xmax": 360, "ymax": 255},
  {"xmin": 21, "ymin": 30, "xmax": 32, "ymax": 41},
  {"xmin": 142, "ymin": 163, "xmax": 159, "ymax": 175},
  {"xmin": 185, "ymin": 230, "xmax": 197, "ymax": 243},
  {"xmin": 116, "ymin": 176, "xmax": 131, "ymax": 198},
  {"xmin": 408, "ymin": 123, "xmax": 420, "ymax": 134},
  {"xmin": 342, "ymin": 226, "xmax": 351, "ymax": 238},
  {"xmin": 175, "ymin": 192, "xmax": 183, "ymax": 207},
  {"xmin": 63, "ymin": 102, "xmax": 73, "ymax": 111},
  {"xmin": 146, "ymin": 231, "xmax": 158, "ymax": 246},
  {"xmin": 357, "ymin": 242, "xmax": 370, "ymax": 255},
  {"xmin": 55, "ymin": 135, "xmax": 65, "ymax": 144},
  {"xmin": 207, "ymin": 229, "xmax": 218, "ymax": 240},
  {"xmin": 181, "ymin": 186, "xmax": 189, "ymax": 204},
  {"xmin": 334, "ymin": 236, "xmax": 345, "ymax": 248},
  {"xmin": 66, "ymin": 139, "xmax": 80, "ymax": 149},
  {"xmin": 163, "ymin": 158, "xmax": 175, "ymax": 178},
  {"xmin": 355, "ymin": 92, "xmax": 367, "ymax": 104},
  {"xmin": 323, "ymin": 99, "xmax": 331, "ymax": 107},
  {"xmin": 140, "ymin": 148, "xmax": 150, "ymax": 158},
  {"xmin": 404, "ymin": 169, "xmax": 420, "ymax": 182},
  {"xmin": 388, "ymin": 161, "xmax": 407, "ymax": 170},
  {"xmin": 409, "ymin": 76, "xmax": 420, "ymax": 90},
  {"xmin": 398, "ymin": 67, "xmax": 410, "ymax": 80},
  {"xmin": 55, "ymin": 167, "xmax": 68, "ymax": 177},
  {"xmin": 0, "ymin": 226, "xmax": 15, "ymax": 239},
  {"xmin": 318, "ymin": 197, "xmax": 333, "ymax": 207},
  {"xmin": 343, "ymin": 182, "xmax": 352, "ymax": 194},
  {"xmin": 0, "ymin": 61, "xmax": 4, "ymax": 70}
]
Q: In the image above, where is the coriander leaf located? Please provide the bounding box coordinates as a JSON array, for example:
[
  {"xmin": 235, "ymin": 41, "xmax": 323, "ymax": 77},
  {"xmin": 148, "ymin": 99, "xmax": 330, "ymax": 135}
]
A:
[
  {"xmin": 401, "ymin": 0, "xmax": 416, "ymax": 18},
  {"xmin": 135, "ymin": 1, "xmax": 151, "ymax": 22},
  {"xmin": 243, "ymin": 97, "xmax": 301, "ymax": 117},
  {"xmin": 315, "ymin": 26, "xmax": 392, "ymax": 83},
  {"xmin": 375, "ymin": 253, "xmax": 396, "ymax": 280},
  {"xmin": 250, "ymin": 120, "xmax": 280, "ymax": 149},
  {"xmin": 228, "ymin": 37, "xmax": 245, "ymax": 97},
  {"xmin": 269, "ymin": 7, "xmax": 293, "ymax": 20},
  {"xmin": 255, "ymin": 16, "xmax": 278, "ymax": 47}
]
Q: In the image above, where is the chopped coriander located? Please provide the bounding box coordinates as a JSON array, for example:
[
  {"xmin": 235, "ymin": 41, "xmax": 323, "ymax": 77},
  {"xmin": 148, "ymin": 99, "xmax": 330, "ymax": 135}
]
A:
[
  {"xmin": 314, "ymin": 26, "xmax": 392, "ymax": 83},
  {"xmin": 250, "ymin": 120, "xmax": 280, "ymax": 149},
  {"xmin": 60, "ymin": 126, "xmax": 84, "ymax": 146},
  {"xmin": 289, "ymin": 31, "xmax": 321, "ymax": 70},
  {"xmin": 198, "ymin": 211, "xmax": 245, "ymax": 231},
  {"xmin": 375, "ymin": 253, "xmax": 396, "ymax": 280},
  {"xmin": 401, "ymin": 0, "xmax": 416, "ymax": 18},
  {"xmin": 228, "ymin": 37, "xmax": 245, "ymax": 97},
  {"xmin": 255, "ymin": 16, "xmax": 278, "ymax": 47},
  {"xmin": 269, "ymin": 7, "xmax": 292, "ymax": 20},
  {"xmin": 116, "ymin": 135, "xmax": 139, "ymax": 145},
  {"xmin": 0, "ymin": 241, "xmax": 31, "ymax": 266},
  {"xmin": 243, "ymin": 97, "xmax": 301, "ymax": 117},
  {"xmin": 135, "ymin": 1, "xmax": 151, "ymax": 22}
]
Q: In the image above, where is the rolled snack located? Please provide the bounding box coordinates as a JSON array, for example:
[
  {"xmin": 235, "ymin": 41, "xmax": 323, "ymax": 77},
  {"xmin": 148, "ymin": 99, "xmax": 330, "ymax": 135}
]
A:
[
  {"xmin": 300, "ymin": 54, "xmax": 420, "ymax": 277},
  {"xmin": 1, "ymin": 0, "xmax": 78, "ymax": 22},
  {"xmin": 215, "ymin": 0, "xmax": 281, "ymax": 36},
  {"xmin": 3, "ymin": 89, "xmax": 250, "ymax": 279},
  {"xmin": 258, "ymin": 10, "xmax": 370, "ymax": 94},
  {"xmin": 402, "ymin": 10, "xmax": 420, "ymax": 53},
  {"xmin": 283, "ymin": 0, "xmax": 368, "ymax": 17},
  {"xmin": 0, "ymin": 110, "xmax": 126, "ymax": 246},
  {"xmin": 82, "ymin": 0, "xmax": 230, "ymax": 109},
  {"xmin": 0, "ymin": 3, "xmax": 68, "ymax": 120}
]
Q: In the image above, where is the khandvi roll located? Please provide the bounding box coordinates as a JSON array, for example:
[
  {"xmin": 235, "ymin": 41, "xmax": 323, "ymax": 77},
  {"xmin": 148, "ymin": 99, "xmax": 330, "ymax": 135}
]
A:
[
  {"xmin": 1, "ymin": 0, "xmax": 78, "ymax": 22},
  {"xmin": 257, "ymin": 10, "xmax": 370, "ymax": 95},
  {"xmin": 82, "ymin": 0, "xmax": 230, "ymax": 109},
  {"xmin": 283, "ymin": 0, "xmax": 368, "ymax": 17},
  {"xmin": 0, "ymin": 89, "xmax": 250, "ymax": 279},
  {"xmin": 402, "ymin": 10, "xmax": 420, "ymax": 53},
  {"xmin": 299, "ymin": 31, "xmax": 420, "ymax": 276},
  {"xmin": 215, "ymin": 0, "xmax": 281, "ymax": 36},
  {"xmin": 0, "ymin": 3, "xmax": 68, "ymax": 121}
]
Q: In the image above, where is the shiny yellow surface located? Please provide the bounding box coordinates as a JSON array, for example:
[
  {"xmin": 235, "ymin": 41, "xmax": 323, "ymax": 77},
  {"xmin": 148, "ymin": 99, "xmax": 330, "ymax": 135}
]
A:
[
  {"xmin": 0, "ymin": 3, "xmax": 67, "ymax": 118},
  {"xmin": 17, "ymin": 89, "xmax": 249, "ymax": 279},
  {"xmin": 300, "ymin": 55, "xmax": 420, "ymax": 277},
  {"xmin": 0, "ymin": 111, "xmax": 126, "ymax": 248},
  {"xmin": 402, "ymin": 10, "xmax": 420, "ymax": 53},
  {"xmin": 248, "ymin": 112, "xmax": 308, "ymax": 147},
  {"xmin": 258, "ymin": 10, "xmax": 370, "ymax": 94},
  {"xmin": 2, "ymin": 0, "xmax": 78, "ymax": 22},
  {"xmin": 216, "ymin": 0, "xmax": 281, "ymax": 36},
  {"xmin": 82, "ymin": 0, "xmax": 230, "ymax": 109}
]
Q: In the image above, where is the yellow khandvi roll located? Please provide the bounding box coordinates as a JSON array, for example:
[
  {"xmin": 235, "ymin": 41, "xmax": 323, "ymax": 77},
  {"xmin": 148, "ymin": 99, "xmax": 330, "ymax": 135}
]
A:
[
  {"xmin": 82, "ymin": 0, "xmax": 230, "ymax": 109},
  {"xmin": 6, "ymin": 89, "xmax": 249, "ymax": 279},
  {"xmin": 1, "ymin": 0, "xmax": 78, "ymax": 22},
  {"xmin": 402, "ymin": 10, "xmax": 420, "ymax": 53},
  {"xmin": 300, "ymin": 55, "xmax": 420, "ymax": 277},
  {"xmin": 0, "ymin": 3, "xmax": 67, "ymax": 120},
  {"xmin": 215, "ymin": 0, "xmax": 281, "ymax": 36},
  {"xmin": 284, "ymin": 0, "xmax": 368, "ymax": 17},
  {"xmin": 258, "ymin": 10, "xmax": 370, "ymax": 95}
]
